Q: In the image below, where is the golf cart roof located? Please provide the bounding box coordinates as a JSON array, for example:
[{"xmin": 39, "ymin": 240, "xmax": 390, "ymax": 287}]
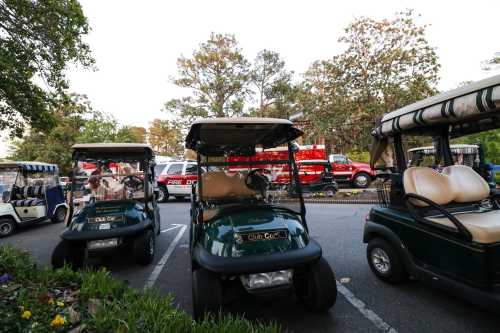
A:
[
  {"xmin": 0, "ymin": 161, "xmax": 58, "ymax": 172},
  {"xmin": 72, "ymin": 143, "xmax": 154, "ymax": 160},
  {"xmin": 185, "ymin": 117, "xmax": 303, "ymax": 156},
  {"xmin": 373, "ymin": 74, "xmax": 500, "ymax": 138},
  {"xmin": 408, "ymin": 144, "xmax": 479, "ymax": 155}
]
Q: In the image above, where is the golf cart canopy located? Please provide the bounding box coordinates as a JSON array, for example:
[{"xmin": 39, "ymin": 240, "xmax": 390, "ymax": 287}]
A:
[
  {"xmin": 185, "ymin": 117, "xmax": 303, "ymax": 156},
  {"xmin": 373, "ymin": 74, "xmax": 500, "ymax": 139},
  {"xmin": 72, "ymin": 143, "xmax": 154, "ymax": 160},
  {"xmin": 0, "ymin": 161, "xmax": 58, "ymax": 173}
]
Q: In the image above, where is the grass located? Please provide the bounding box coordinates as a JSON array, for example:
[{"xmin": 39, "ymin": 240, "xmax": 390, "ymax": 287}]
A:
[{"xmin": 0, "ymin": 245, "xmax": 281, "ymax": 333}]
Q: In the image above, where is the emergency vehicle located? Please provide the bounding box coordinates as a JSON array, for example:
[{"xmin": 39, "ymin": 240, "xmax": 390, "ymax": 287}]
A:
[{"xmin": 156, "ymin": 160, "xmax": 198, "ymax": 201}]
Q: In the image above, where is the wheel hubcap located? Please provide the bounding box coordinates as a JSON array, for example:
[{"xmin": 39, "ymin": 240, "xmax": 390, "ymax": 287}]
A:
[
  {"xmin": 371, "ymin": 248, "xmax": 390, "ymax": 274},
  {"xmin": 0, "ymin": 222, "xmax": 12, "ymax": 235},
  {"xmin": 356, "ymin": 175, "xmax": 368, "ymax": 186}
]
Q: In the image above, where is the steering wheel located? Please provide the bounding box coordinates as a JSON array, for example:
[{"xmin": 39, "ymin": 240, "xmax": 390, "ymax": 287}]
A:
[
  {"xmin": 121, "ymin": 175, "xmax": 144, "ymax": 191},
  {"xmin": 245, "ymin": 169, "xmax": 270, "ymax": 195}
]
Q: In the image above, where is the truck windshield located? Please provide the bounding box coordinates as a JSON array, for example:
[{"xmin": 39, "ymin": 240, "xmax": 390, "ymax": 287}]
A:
[{"xmin": 0, "ymin": 169, "xmax": 17, "ymax": 203}]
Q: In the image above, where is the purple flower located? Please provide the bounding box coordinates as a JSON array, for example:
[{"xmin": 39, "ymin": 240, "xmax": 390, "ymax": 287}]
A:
[{"xmin": 0, "ymin": 273, "xmax": 13, "ymax": 283}]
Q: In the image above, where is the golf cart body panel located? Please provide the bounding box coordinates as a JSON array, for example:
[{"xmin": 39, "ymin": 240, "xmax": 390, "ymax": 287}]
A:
[
  {"xmin": 0, "ymin": 161, "xmax": 67, "ymax": 236},
  {"xmin": 366, "ymin": 75, "xmax": 500, "ymax": 311},
  {"xmin": 187, "ymin": 118, "xmax": 337, "ymax": 316},
  {"xmin": 53, "ymin": 143, "xmax": 160, "ymax": 267}
]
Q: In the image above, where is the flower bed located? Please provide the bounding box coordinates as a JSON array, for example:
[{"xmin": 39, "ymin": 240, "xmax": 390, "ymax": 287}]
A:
[{"xmin": 0, "ymin": 245, "xmax": 280, "ymax": 333}]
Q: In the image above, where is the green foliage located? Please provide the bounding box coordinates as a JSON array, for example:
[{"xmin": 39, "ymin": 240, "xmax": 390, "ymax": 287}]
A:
[
  {"xmin": 0, "ymin": 245, "xmax": 280, "ymax": 333},
  {"xmin": 346, "ymin": 151, "xmax": 370, "ymax": 163},
  {"xmin": 303, "ymin": 9, "xmax": 440, "ymax": 151},
  {"xmin": 166, "ymin": 33, "xmax": 252, "ymax": 122},
  {"xmin": 0, "ymin": 0, "xmax": 94, "ymax": 137},
  {"xmin": 148, "ymin": 119, "xmax": 184, "ymax": 157},
  {"xmin": 8, "ymin": 94, "xmax": 146, "ymax": 174}
]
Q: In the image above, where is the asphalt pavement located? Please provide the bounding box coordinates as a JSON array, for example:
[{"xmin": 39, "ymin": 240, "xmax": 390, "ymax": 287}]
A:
[{"xmin": 2, "ymin": 202, "xmax": 500, "ymax": 333}]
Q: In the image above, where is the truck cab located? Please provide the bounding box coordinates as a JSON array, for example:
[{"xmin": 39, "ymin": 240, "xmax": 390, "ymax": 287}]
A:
[{"xmin": 329, "ymin": 154, "xmax": 375, "ymax": 188}]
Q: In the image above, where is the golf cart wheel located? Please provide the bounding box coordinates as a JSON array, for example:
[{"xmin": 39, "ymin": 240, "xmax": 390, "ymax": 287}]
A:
[
  {"xmin": 323, "ymin": 185, "xmax": 337, "ymax": 197},
  {"xmin": 296, "ymin": 257, "xmax": 337, "ymax": 312},
  {"xmin": 0, "ymin": 217, "xmax": 16, "ymax": 238},
  {"xmin": 367, "ymin": 238, "xmax": 408, "ymax": 283},
  {"xmin": 192, "ymin": 268, "xmax": 222, "ymax": 320},
  {"xmin": 353, "ymin": 172, "xmax": 371, "ymax": 188},
  {"xmin": 51, "ymin": 240, "xmax": 85, "ymax": 269},
  {"xmin": 52, "ymin": 206, "xmax": 67, "ymax": 224},
  {"xmin": 133, "ymin": 229, "xmax": 155, "ymax": 265}
]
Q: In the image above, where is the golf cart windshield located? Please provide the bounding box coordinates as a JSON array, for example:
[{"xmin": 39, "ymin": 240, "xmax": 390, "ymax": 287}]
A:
[
  {"xmin": 200, "ymin": 148, "xmax": 302, "ymax": 214},
  {"xmin": 0, "ymin": 168, "xmax": 17, "ymax": 203},
  {"xmin": 72, "ymin": 160, "xmax": 147, "ymax": 204}
]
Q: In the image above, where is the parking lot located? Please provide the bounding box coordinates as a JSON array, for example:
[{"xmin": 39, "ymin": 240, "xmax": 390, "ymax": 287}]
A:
[{"xmin": 2, "ymin": 202, "xmax": 499, "ymax": 333}]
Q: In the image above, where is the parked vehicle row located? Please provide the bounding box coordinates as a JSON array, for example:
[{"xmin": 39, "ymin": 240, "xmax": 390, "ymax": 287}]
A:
[{"xmin": 1, "ymin": 74, "xmax": 500, "ymax": 319}]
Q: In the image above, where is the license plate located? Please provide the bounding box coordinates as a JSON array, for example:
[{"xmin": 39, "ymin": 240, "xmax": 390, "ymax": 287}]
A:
[{"xmin": 240, "ymin": 230, "xmax": 288, "ymax": 243}]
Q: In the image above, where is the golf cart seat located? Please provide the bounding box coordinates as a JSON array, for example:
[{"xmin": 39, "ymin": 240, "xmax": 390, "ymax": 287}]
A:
[
  {"xmin": 404, "ymin": 166, "xmax": 500, "ymax": 243},
  {"xmin": 200, "ymin": 171, "xmax": 258, "ymax": 201},
  {"xmin": 11, "ymin": 198, "xmax": 45, "ymax": 207}
]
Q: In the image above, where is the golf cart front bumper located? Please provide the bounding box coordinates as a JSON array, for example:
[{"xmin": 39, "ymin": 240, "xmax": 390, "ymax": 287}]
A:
[{"xmin": 193, "ymin": 238, "xmax": 322, "ymax": 275}]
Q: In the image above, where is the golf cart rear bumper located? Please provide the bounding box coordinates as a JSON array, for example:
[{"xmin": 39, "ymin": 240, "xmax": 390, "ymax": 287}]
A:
[
  {"xmin": 60, "ymin": 220, "xmax": 150, "ymax": 242},
  {"xmin": 193, "ymin": 238, "xmax": 322, "ymax": 275}
]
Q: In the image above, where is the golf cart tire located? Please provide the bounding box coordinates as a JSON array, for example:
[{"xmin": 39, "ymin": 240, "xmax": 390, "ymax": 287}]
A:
[
  {"xmin": 133, "ymin": 229, "xmax": 155, "ymax": 265},
  {"xmin": 353, "ymin": 172, "xmax": 371, "ymax": 188},
  {"xmin": 0, "ymin": 217, "xmax": 16, "ymax": 238},
  {"xmin": 323, "ymin": 185, "xmax": 337, "ymax": 197},
  {"xmin": 159, "ymin": 185, "xmax": 168, "ymax": 202},
  {"xmin": 52, "ymin": 206, "xmax": 67, "ymax": 224},
  {"xmin": 367, "ymin": 238, "xmax": 408, "ymax": 284},
  {"xmin": 192, "ymin": 268, "xmax": 222, "ymax": 320},
  {"xmin": 51, "ymin": 240, "xmax": 85, "ymax": 269},
  {"xmin": 297, "ymin": 257, "xmax": 337, "ymax": 312}
]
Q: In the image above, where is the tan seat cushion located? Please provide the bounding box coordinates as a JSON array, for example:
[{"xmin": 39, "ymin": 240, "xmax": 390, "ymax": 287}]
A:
[
  {"xmin": 200, "ymin": 171, "xmax": 257, "ymax": 200},
  {"xmin": 427, "ymin": 210, "xmax": 500, "ymax": 244},
  {"xmin": 442, "ymin": 165, "xmax": 490, "ymax": 203},
  {"xmin": 403, "ymin": 167, "xmax": 455, "ymax": 207},
  {"xmin": 403, "ymin": 166, "xmax": 490, "ymax": 207}
]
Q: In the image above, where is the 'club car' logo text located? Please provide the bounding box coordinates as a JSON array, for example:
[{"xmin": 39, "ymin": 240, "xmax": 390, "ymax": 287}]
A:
[{"xmin": 240, "ymin": 230, "xmax": 288, "ymax": 243}]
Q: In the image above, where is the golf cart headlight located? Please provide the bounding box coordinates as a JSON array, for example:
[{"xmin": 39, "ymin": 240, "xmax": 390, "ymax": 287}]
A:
[
  {"xmin": 87, "ymin": 238, "xmax": 118, "ymax": 250},
  {"xmin": 240, "ymin": 270, "xmax": 293, "ymax": 290}
]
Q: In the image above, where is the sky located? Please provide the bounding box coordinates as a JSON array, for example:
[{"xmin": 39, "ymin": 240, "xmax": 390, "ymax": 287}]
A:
[{"xmin": 1, "ymin": 0, "xmax": 500, "ymax": 157}]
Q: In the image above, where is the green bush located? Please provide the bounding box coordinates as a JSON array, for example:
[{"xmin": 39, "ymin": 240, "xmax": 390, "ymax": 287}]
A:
[
  {"xmin": 0, "ymin": 245, "xmax": 280, "ymax": 333},
  {"xmin": 345, "ymin": 151, "xmax": 370, "ymax": 163}
]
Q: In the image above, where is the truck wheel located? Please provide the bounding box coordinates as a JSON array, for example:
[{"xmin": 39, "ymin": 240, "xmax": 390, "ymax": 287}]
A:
[
  {"xmin": 52, "ymin": 206, "xmax": 67, "ymax": 224},
  {"xmin": 192, "ymin": 268, "xmax": 222, "ymax": 320},
  {"xmin": 367, "ymin": 238, "xmax": 408, "ymax": 283},
  {"xmin": 51, "ymin": 240, "xmax": 85, "ymax": 269},
  {"xmin": 353, "ymin": 172, "xmax": 371, "ymax": 188},
  {"xmin": 0, "ymin": 217, "xmax": 16, "ymax": 238},
  {"xmin": 158, "ymin": 185, "xmax": 168, "ymax": 202},
  {"xmin": 323, "ymin": 185, "xmax": 337, "ymax": 197},
  {"xmin": 133, "ymin": 229, "xmax": 155, "ymax": 265},
  {"xmin": 296, "ymin": 257, "xmax": 337, "ymax": 312}
]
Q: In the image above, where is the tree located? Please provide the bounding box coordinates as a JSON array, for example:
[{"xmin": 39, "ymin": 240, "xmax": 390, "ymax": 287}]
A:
[
  {"xmin": 8, "ymin": 94, "xmax": 144, "ymax": 173},
  {"xmin": 147, "ymin": 119, "xmax": 183, "ymax": 157},
  {"xmin": 304, "ymin": 9, "xmax": 440, "ymax": 151},
  {"xmin": 165, "ymin": 33, "xmax": 251, "ymax": 122},
  {"xmin": 250, "ymin": 50, "xmax": 293, "ymax": 117},
  {"xmin": 0, "ymin": 0, "xmax": 94, "ymax": 137}
]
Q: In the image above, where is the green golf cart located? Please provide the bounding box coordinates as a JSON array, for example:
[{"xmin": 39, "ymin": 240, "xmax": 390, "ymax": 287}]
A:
[
  {"xmin": 186, "ymin": 118, "xmax": 337, "ymax": 319},
  {"xmin": 365, "ymin": 75, "xmax": 500, "ymax": 311},
  {"xmin": 51, "ymin": 143, "xmax": 161, "ymax": 268}
]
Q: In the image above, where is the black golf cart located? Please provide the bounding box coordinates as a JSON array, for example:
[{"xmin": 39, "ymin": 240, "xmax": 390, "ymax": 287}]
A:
[
  {"xmin": 51, "ymin": 143, "xmax": 161, "ymax": 268},
  {"xmin": 186, "ymin": 118, "xmax": 337, "ymax": 319},
  {"xmin": 296, "ymin": 160, "xmax": 338, "ymax": 197},
  {"xmin": 365, "ymin": 75, "xmax": 500, "ymax": 311}
]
